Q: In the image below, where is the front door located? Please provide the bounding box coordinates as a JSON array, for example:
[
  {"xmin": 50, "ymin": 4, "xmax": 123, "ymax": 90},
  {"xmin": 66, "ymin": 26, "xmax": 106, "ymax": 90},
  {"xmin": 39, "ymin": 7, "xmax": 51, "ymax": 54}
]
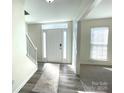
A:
[{"xmin": 46, "ymin": 29, "xmax": 63, "ymax": 62}]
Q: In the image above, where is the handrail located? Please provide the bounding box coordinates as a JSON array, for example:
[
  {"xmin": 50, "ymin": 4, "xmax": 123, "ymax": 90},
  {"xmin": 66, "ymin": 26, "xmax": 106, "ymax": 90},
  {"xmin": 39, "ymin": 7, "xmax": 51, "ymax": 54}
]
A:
[
  {"xmin": 26, "ymin": 34, "xmax": 37, "ymax": 50},
  {"xmin": 26, "ymin": 34, "xmax": 37, "ymax": 65}
]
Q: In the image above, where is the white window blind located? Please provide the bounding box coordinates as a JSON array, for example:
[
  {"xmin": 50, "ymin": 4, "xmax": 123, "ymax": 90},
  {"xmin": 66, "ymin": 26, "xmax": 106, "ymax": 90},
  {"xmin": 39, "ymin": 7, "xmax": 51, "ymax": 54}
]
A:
[{"xmin": 90, "ymin": 27, "xmax": 109, "ymax": 61}]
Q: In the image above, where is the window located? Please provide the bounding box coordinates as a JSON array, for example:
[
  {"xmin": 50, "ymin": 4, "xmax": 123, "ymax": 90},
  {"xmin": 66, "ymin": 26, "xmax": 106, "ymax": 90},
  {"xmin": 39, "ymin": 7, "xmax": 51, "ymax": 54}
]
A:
[
  {"xmin": 43, "ymin": 32, "xmax": 46, "ymax": 58},
  {"xmin": 63, "ymin": 31, "xmax": 66, "ymax": 59},
  {"xmin": 90, "ymin": 27, "xmax": 109, "ymax": 61},
  {"xmin": 42, "ymin": 23, "xmax": 68, "ymax": 30}
]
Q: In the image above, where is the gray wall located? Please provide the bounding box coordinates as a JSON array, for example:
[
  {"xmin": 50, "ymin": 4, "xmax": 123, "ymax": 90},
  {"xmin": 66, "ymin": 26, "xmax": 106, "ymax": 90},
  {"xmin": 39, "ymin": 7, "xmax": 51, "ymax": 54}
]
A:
[{"xmin": 79, "ymin": 18, "xmax": 112, "ymax": 66}]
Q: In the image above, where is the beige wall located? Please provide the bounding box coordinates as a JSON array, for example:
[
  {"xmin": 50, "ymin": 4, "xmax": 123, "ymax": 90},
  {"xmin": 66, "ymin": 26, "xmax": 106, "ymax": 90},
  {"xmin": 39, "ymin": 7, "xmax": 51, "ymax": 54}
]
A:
[
  {"xmin": 79, "ymin": 18, "xmax": 112, "ymax": 66},
  {"xmin": 27, "ymin": 24, "xmax": 42, "ymax": 62},
  {"xmin": 12, "ymin": 0, "xmax": 37, "ymax": 92},
  {"xmin": 66, "ymin": 21, "xmax": 73, "ymax": 63}
]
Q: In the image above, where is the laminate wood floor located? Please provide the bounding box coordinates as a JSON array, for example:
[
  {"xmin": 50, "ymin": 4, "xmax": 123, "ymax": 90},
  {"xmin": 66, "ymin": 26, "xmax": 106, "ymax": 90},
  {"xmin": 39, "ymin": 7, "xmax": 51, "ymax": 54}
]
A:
[
  {"xmin": 19, "ymin": 63, "xmax": 112, "ymax": 93},
  {"xmin": 19, "ymin": 63, "xmax": 83, "ymax": 93}
]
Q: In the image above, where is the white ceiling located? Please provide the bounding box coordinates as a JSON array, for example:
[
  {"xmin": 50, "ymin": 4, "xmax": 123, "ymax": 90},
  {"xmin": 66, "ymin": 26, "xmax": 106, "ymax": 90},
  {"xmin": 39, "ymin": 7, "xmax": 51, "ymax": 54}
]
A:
[
  {"xmin": 24, "ymin": 0, "xmax": 93, "ymax": 23},
  {"xmin": 85, "ymin": 0, "xmax": 112, "ymax": 19},
  {"xmin": 25, "ymin": 0, "xmax": 112, "ymax": 23}
]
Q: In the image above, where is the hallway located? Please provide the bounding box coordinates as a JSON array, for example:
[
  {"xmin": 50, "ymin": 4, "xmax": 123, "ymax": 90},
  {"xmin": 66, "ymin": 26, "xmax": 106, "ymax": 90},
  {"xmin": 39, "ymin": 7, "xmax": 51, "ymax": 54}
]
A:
[
  {"xmin": 12, "ymin": 0, "xmax": 112, "ymax": 92},
  {"xmin": 19, "ymin": 63, "xmax": 83, "ymax": 93}
]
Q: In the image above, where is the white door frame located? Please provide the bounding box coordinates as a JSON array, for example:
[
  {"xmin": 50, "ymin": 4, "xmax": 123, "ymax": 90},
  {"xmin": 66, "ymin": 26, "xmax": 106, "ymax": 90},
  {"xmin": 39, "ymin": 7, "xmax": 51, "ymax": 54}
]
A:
[{"xmin": 42, "ymin": 28, "xmax": 67, "ymax": 63}]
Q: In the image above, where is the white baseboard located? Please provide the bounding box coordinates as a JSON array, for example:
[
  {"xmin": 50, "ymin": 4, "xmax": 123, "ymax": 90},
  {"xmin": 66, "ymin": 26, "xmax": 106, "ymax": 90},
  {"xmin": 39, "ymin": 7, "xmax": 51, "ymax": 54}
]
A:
[
  {"xmin": 13, "ymin": 67, "xmax": 37, "ymax": 93},
  {"xmin": 80, "ymin": 60, "xmax": 112, "ymax": 66}
]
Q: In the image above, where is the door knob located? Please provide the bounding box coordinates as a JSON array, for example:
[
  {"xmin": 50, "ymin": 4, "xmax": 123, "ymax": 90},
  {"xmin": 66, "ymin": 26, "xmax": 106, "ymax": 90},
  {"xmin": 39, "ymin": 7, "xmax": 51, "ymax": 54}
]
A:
[
  {"xmin": 60, "ymin": 43, "xmax": 62, "ymax": 47},
  {"xmin": 59, "ymin": 43, "xmax": 62, "ymax": 49}
]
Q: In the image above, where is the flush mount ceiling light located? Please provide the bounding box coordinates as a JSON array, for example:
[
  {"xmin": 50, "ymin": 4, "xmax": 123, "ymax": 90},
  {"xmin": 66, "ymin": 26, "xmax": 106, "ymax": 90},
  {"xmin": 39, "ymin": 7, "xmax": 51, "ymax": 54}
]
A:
[{"xmin": 46, "ymin": 0, "xmax": 54, "ymax": 3}]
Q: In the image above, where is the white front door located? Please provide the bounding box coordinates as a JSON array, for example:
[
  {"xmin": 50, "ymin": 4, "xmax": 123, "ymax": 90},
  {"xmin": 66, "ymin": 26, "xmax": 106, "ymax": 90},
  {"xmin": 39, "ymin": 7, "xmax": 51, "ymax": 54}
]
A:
[{"xmin": 46, "ymin": 29, "xmax": 64, "ymax": 62}]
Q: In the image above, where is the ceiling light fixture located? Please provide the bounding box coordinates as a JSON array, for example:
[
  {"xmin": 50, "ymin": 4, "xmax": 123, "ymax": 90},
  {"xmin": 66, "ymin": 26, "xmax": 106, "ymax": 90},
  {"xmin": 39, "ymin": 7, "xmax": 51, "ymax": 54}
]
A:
[{"xmin": 46, "ymin": 0, "xmax": 54, "ymax": 3}]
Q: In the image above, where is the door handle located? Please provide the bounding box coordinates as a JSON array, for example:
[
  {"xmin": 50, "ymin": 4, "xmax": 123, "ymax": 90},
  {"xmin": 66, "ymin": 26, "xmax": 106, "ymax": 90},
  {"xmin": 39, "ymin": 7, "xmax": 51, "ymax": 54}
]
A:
[
  {"xmin": 59, "ymin": 43, "xmax": 62, "ymax": 49},
  {"xmin": 60, "ymin": 43, "xmax": 62, "ymax": 47}
]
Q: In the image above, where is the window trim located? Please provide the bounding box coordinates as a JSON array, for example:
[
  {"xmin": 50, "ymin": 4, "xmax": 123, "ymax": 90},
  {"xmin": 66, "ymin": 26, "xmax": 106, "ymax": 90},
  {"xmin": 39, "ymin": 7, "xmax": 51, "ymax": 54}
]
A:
[{"xmin": 89, "ymin": 27, "xmax": 109, "ymax": 61}]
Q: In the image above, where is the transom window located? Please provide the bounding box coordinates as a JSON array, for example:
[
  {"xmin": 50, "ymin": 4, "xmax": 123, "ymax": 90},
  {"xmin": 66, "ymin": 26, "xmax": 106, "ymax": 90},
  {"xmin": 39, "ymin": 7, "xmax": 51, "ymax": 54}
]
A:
[{"xmin": 42, "ymin": 23, "xmax": 68, "ymax": 30}]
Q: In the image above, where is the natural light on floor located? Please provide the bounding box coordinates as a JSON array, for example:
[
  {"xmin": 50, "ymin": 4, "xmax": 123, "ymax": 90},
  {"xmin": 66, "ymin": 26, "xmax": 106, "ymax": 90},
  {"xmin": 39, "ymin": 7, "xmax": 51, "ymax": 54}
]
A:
[{"xmin": 104, "ymin": 67, "xmax": 112, "ymax": 71}]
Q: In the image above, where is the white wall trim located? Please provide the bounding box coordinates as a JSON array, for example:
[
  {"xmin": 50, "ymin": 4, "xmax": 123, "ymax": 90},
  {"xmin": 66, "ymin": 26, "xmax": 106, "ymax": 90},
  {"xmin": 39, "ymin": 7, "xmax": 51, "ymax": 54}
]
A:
[
  {"xmin": 80, "ymin": 60, "xmax": 112, "ymax": 66},
  {"xmin": 13, "ymin": 67, "xmax": 37, "ymax": 93}
]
